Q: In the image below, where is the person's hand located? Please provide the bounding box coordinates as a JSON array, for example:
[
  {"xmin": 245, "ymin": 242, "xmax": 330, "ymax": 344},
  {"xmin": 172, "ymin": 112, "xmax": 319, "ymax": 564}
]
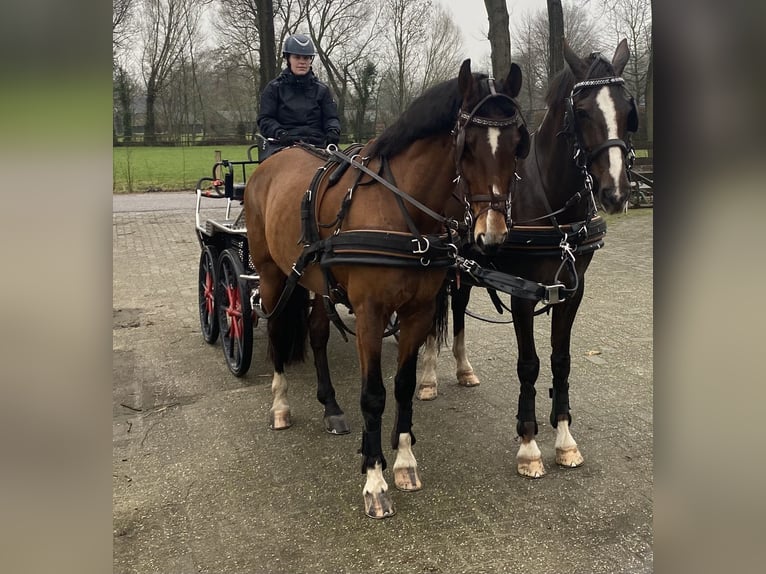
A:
[
  {"xmin": 276, "ymin": 130, "xmax": 294, "ymax": 145},
  {"xmin": 326, "ymin": 129, "xmax": 340, "ymax": 146}
]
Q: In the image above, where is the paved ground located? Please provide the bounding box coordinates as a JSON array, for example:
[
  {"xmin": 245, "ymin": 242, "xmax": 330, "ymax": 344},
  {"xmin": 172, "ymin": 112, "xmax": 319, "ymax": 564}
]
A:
[{"xmin": 113, "ymin": 192, "xmax": 653, "ymax": 574}]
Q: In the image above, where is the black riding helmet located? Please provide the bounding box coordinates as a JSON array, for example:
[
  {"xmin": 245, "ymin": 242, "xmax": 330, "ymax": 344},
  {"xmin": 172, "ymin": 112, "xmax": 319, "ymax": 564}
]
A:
[{"xmin": 282, "ymin": 34, "xmax": 316, "ymax": 58}]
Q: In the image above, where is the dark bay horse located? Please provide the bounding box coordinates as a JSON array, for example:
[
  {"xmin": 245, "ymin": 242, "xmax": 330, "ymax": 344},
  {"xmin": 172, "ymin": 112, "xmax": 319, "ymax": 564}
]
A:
[
  {"xmin": 418, "ymin": 39, "xmax": 638, "ymax": 477},
  {"xmin": 243, "ymin": 59, "xmax": 529, "ymax": 517}
]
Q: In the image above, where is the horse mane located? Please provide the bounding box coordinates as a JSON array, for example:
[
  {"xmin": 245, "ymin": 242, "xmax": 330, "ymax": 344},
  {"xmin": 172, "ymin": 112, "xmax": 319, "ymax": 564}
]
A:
[
  {"xmin": 545, "ymin": 53, "xmax": 617, "ymax": 111},
  {"xmin": 370, "ymin": 73, "xmax": 490, "ymax": 159}
]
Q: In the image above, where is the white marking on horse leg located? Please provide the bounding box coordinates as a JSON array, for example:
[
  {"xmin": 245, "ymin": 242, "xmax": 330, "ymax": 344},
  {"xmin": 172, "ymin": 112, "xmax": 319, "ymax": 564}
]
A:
[
  {"xmin": 363, "ymin": 461, "xmax": 388, "ymax": 495},
  {"xmin": 393, "ymin": 432, "xmax": 422, "ymax": 491},
  {"xmin": 269, "ymin": 372, "xmax": 291, "ymax": 429},
  {"xmin": 517, "ymin": 438, "xmax": 546, "ymax": 478},
  {"xmin": 595, "ymin": 87, "xmax": 624, "ymax": 186},
  {"xmin": 363, "ymin": 462, "xmax": 395, "ymax": 518},
  {"xmin": 554, "ymin": 419, "xmax": 584, "ymax": 467},
  {"xmin": 453, "ymin": 331, "xmax": 479, "ymax": 386},
  {"xmin": 487, "ymin": 127, "xmax": 500, "ymax": 156},
  {"xmin": 417, "ymin": 335, "xmax": 439, "ymax": 400}
]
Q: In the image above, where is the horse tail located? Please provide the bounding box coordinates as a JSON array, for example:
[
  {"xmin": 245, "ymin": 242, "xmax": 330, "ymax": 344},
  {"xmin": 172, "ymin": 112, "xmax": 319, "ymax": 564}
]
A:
[
  {"xmin": 433, "ymin": 279, "xmax": 450, "ymax": 350},
  {"xmin": 267, "ymin": 285, "xmax": 309, "ymax": 367}
]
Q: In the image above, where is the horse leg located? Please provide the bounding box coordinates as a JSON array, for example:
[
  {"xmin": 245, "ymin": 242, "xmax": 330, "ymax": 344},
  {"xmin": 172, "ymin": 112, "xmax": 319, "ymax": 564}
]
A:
[
  {"xmin": 392, "ymin": 351, "xmax": 422, "ymax": 491},
  {"xmin": 550, "ymin": 284, "xmax": 585, "ymax": 468},
  {"xmin": 416, "ymin": 333, "xmax": 439, "ymax": 401},
  {"xmin": 354, "ymin": 302, "xmax": 394, "ymax": 519},
  {"xmin": 451, "ymin": 283, "xmax": 480, "ymax": 387},
  {"xmin": 261, "ymin": 263, "xmax": 309, "ymax": 430},
  {"xmin": 511, "ymin": 296, "xmax": 545, "ymax": 478},
  {"xmin": 309, "ymin": 296, "xmax": 350, "ymax": 434}
]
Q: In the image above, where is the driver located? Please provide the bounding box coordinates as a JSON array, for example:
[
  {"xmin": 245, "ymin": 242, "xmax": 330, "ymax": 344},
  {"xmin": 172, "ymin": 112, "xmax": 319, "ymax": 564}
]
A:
[{"xmin": 257, "ymin": 34, "xmax": 341, "ymax": 160}]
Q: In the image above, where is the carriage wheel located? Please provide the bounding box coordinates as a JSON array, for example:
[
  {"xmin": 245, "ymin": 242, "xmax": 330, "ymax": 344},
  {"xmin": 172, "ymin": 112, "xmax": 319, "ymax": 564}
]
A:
[
  {"xmin": 197, "ymin": 176, "xmax": 225, "ymax": 197},
  {"xmin": 198, "ymin": 245, "xmax": 220, "ymax": 344},
  {"xmin": 216, "ymin": 249, "xmax": 253, "ymax": 377}
]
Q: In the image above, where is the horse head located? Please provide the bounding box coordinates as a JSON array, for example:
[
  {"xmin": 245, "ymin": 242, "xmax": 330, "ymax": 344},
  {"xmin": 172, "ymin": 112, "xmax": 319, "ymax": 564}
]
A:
[
  {"xmin": 454, "ymin": 60, "xmax": 529, "ymax": 254},
  {"xmin": 563, "ymin": 38, "xmax": 638, "ymax": 214}
]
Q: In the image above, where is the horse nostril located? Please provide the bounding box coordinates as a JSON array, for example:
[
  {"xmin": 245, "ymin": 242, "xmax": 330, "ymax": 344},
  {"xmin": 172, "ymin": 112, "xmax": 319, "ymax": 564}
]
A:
[{"xmin": 475, "ymin": 234, "xmax": 485, "ymax": 250}]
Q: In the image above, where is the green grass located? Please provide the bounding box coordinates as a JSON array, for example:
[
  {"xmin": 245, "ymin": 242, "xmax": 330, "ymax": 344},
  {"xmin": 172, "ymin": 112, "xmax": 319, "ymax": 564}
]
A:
[
  {"xmin": 113, "ymin": 145, "xmax": 261, "ymax": 193},
  {"xmin": 113, "ymin": 145, "xmax": 652, "ymax": 193}
]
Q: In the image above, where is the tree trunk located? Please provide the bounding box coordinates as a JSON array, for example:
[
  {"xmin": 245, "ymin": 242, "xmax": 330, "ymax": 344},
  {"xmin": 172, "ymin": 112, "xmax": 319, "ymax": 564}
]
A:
[
  {"xmin": 645, "ymin": 44, "xmax": 653, "ymax": 144},
  {"xmin": 256, "ymin": 0, "xmax": 277, "ymax": 90},
  {"xmin": 144, "ymin": 80, "xmax": 157, "ymax": 145},
  {"xmin": 483, "ymin": 0, "xmax": 512, "ymax": 77},
  {"xmin": 547, "ymin": 0, "xmax": 564, "ymax": 78}
]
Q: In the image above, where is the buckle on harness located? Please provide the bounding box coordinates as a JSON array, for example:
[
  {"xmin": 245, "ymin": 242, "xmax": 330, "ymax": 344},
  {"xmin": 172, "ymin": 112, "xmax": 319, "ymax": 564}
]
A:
[
  {"xmin": 459, "ymin": 257, "xmax": 479, "ymax": 276},
  {"xmin": 412, "ymin": 237, "xmax": 430, "ymax": 254},
  {"xmin": 543, "ymin": 283, "xmax": 566, "ymax": 305}
]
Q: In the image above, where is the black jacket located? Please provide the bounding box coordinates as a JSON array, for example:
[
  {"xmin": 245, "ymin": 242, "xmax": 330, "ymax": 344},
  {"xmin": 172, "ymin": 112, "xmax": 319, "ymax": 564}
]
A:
[{"xmin": 257, "ymin": 68, "xmax": 340, "ymax": 147}]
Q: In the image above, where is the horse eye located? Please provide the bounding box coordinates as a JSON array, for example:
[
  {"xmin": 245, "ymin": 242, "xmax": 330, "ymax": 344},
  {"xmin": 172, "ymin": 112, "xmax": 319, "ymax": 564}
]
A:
[{"xmin": 575, "ymin": 108, "xmax": 589, "ymax": 120}]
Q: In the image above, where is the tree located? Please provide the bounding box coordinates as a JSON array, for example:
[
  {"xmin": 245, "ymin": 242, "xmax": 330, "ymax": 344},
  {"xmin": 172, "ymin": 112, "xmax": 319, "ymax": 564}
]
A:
[
  {"xmin": 599, "ymin": 0, "xmax": 652, "ymax": 140},
  {"xmin": 420, "ymin": 4, "xmax": 463, "ymax": 90},
  {"xmin": 513, "ymin": 2, "xmax": 604, "ymax": 118},
  {"xmin": 114, "ymin": 66, "xmax": 135, "ymax": 142},
  {"xmin": 382, "ymin": 0, "xmax": 432, "ymax": 116},
  {"xmin": 113, "ymin": 0, "xmax": 137, "ymax": 52},
  {"xmin": 140, "ymin": 0, "xmax": 200, "ymax": 143},
  {"xmin": 349, "ymin": 60, "xmax": 377, "ymax": 141},
  {"xmin": 256, "ymin": 0, "xmax": 278, "ymax": 87},
  {"xmin": 483, "ymin": 0, "xmax": 511, "ymax": 78},
  {"xmin": 301, "ymin": 0, "xmax": 383, "ymax": 134},
  {"xmin": 547, "ymin": 0, "xmax": 564, "ymax": 78}
]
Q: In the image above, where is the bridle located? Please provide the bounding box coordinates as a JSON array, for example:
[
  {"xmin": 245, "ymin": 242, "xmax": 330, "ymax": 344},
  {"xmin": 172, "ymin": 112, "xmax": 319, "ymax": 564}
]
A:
[
  {"xmin": 524, "ymin": 60, "xmax": 639, "ymax": 228},
  {"xmin": 452, "ymin": 78, "xmax": 528, "ymax": 227},
  {"xmin": 565, "ymin": 75, "xmax": 638, "ymax": 176}
]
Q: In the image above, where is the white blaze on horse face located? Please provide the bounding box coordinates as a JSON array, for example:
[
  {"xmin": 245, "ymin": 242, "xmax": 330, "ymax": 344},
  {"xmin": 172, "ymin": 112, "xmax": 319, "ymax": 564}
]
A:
[
  {"xmin": 482, "ymin": 184, "xmax": 506, "ymax": 244},
  {"xmin": 487, "ymin": 127, "xmax": 500, "ymax": 156},
  {"xmin": 595, "ymin": 87, "xmax": 624, "ymax": 186}
]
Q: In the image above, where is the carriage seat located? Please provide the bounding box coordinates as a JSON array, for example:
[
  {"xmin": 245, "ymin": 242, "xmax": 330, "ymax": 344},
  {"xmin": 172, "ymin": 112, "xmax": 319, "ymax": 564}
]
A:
[{"xmin": 230, "ymin": 183, "xmax": 246, "ymax": 201}]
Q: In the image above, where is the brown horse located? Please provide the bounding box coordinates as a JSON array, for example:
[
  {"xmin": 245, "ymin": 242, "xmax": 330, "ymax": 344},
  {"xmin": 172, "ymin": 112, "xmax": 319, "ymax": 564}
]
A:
[
  {"xmin": 418, "ymin": 39, "xmax": 638, "ymax": 477},
  {"xmin": 243, "ymin": 59, "xmax": 529, "ymax": 518}
]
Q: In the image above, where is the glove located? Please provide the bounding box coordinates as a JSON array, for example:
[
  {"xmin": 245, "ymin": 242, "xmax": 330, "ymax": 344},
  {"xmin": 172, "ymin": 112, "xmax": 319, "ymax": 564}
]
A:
[
  {"xmin": 326, "ymin": 129, "xmax": 340, "ymax": 146},
  {"xmin": 276, "ymin": 130, "xmax": 294, "ymax": 146}
]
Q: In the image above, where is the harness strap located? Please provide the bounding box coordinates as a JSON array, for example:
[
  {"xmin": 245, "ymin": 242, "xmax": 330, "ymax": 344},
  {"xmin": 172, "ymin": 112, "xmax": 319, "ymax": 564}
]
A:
[
  {"xmin": 328, "ymin": 149, "xmax": 459, "ymax": 230},
  {"xmin": 457, "ymin": 255, "xmax": 563, "ymax": 304}
]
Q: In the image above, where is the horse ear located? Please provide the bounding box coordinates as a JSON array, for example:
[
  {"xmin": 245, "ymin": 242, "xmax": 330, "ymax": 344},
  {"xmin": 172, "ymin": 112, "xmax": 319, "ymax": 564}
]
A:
[
  {"xmin": 458, "ymin": 59, "xmax": 475, "ymax": 100},
  {"xmin": 612, "ymin": 38, "xmax": 630, "ymax": 76},
  {"xmin": 563, "ymin": 38, "xmax": 588, "ymax": 79},
  {"xmin": 504, "ymin": 63, "xmax": 522, "ymax": 98}
]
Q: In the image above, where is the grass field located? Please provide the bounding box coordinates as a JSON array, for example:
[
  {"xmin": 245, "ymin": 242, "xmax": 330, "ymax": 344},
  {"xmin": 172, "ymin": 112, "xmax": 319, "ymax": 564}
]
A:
[
  {"xmin": 113, "ymin": 144, "xmax": 652, "ymax": 193},
  {"xmin": 113, "ymin": 145, "xmax": 261, "ymax": 193}
]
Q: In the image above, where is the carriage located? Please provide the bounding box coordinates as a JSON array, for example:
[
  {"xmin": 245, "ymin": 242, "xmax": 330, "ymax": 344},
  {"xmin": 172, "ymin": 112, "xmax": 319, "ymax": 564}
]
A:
[
  {"xmin": 194, "ymin": 143, "xmax": 262, "ymax": 377},
  {"xmin": 194, "ymin": 141, "xmax": 402, "ymax": 378}
]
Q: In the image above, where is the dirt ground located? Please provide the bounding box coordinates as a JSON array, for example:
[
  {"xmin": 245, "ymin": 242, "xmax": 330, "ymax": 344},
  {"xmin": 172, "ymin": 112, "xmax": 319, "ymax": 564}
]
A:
[{"xmin": 113, "ymin": 192, "xmax": 653, "ymax": 573}]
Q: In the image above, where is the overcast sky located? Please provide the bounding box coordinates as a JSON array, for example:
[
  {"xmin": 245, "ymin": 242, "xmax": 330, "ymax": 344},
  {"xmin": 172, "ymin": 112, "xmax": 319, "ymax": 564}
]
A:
[{"xmin": 441, "ymin": 1, "xmax": 568, "ymax": 66}]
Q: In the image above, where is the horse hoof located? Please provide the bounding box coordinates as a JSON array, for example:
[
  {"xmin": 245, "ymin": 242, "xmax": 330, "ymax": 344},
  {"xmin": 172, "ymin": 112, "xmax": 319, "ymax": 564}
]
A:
[
  {"xmin": 364, "ymin": 491, "xmax": 396, "ymax": 519},
  {"xmin": 416, "ymin": 384, "xmax": 438, "ymax": 401},
  {"xmin": 324, "ymin": 414, "xmax": 350, "ymax": 435},
  {"xmin": 457, "ymin": 371, "xmax": 480, "ymax": 387},
  {"xmin": 517, "ymin": 457, "xmax": 546, "ymax": 478},
  {"xmin": 556, "ymin": 446, "xmax": 584, "ymax": 468},
  {"xmin": 269, "ymin": 409, "xmax": 292, "ymax": 430},
  {"xmin": 394, "ymin": 467, "xmax": 422, "ymax": 491}
]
